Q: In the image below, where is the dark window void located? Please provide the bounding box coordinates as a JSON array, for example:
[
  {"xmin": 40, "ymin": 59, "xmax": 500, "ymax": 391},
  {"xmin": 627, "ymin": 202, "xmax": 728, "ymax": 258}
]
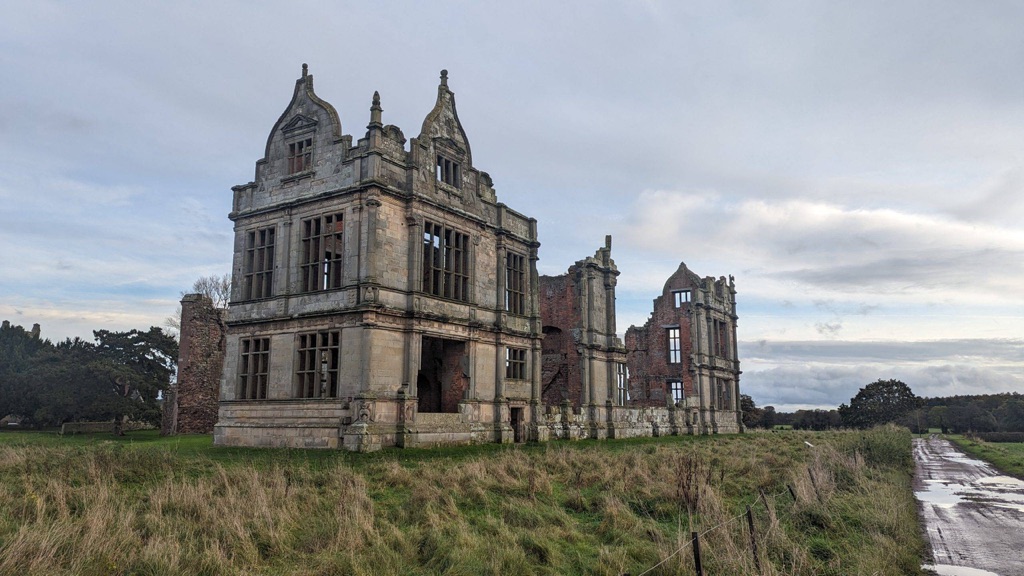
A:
[
  {"xmin": 300, "ymin": 214, "xmax": 344, "ymax": 292},
  {"xmin": 243, "ymin": 227, "xmax": 275, "ymax": 300},
  {"xmin": 238, "ymin": 337, "xmax": 270, "ymax": 400},
  {"xmin": 288, "ymin": 138, "xmax": 313, "ymax": 174},
  {"xmin": 506, "ymin": 252, "xmax": 526, "ymax": 315},
  {"xmin": 436, "ymin": 155, "xmax": 461, "ymax": 188},
  {"xmin": 422, "ymin": 221, "xmax": 469, "ymax": 301},
  {"xmin": 506, "ymin": 347, "xmax": 527, "ymax": 380},
  {"xmin": 295, "ymin": 330, "xmax": 340, "ymax": 398},
  {"xmin": 417, "ymin": 337, "xmax": 468, "ymax": 413}
]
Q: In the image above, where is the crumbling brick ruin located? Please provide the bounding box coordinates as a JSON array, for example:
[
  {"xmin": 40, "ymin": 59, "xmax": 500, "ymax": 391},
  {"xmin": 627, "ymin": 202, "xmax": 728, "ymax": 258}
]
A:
[
  {"xmin": 625, "ymin": 264, "xmax": 741, "ymax": 433},
  {"xmin": 209, "ymin": 65, "xmax": 741, "ymax": 450},
  {"xmin": 162, "ymin": 294, "xmax": 225, "ymax": 435}
]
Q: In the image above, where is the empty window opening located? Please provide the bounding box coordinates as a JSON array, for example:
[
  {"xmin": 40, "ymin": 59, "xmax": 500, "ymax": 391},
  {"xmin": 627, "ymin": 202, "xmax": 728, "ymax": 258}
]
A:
[
  {"xmin": 295, "ymin": 331, "xmax": 340, "ymax": 398},
  {"xmin": 436, "ymin": 155, "xmax": 461, "ymax": 188},
  {"xmin": 668, "ymin": 379, "xmax": 684, "ymax": 404},
  {"xmin": 417, "ymin": 337, "xmax": 468, "ymax": 413},
  {"xmin": 301, "ymin": 214, "xmax": 344, "ymax": 292},
  {"xmin": 288, "ymin": 138, "xmax": 313, "ymax": 174},
  {"xmin": 238, "ymin": 337, "xmax": 270, "ymax": 400},
  {"xmin": 667, "ymin": 327, "xmax": 681, "ymax": 364},
  {"xmin": 616, "ymin": 362, "xmax": 629, "ymax": 406},
  {"xmin": 243, "ymin": 227, "xmax": 275, "ymax": 300},
  {"xmin": 506, "ymin": 347, "xmax": 527, "ymax": 380},
  {"xmin": 506, "ymin": 252, "xmax": 526, "ymax": 315},
  {"xmin": 422, "ymin": 221, "xmax": 469, "ymax": 301},
  {"xmin": 673, "ymin": 289, "xmax": 691, "ymax": 307}
]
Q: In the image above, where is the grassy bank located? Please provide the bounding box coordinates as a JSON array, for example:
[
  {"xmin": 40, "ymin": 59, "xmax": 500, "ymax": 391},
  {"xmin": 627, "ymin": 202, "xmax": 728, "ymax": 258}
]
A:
[
  {"xmin": 947, "ymin": 435, "xmax": 1024, "ymax": 479},
  {"xmin": 0, "ymin": 427, "xmax": 925, "ymax": 575}
]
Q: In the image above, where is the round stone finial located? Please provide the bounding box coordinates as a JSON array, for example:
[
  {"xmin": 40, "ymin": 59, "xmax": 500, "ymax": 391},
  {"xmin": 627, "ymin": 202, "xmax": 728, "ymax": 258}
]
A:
[{"xmin": 302, "ymin": 63, "xmax": 308, "ymax": 77}]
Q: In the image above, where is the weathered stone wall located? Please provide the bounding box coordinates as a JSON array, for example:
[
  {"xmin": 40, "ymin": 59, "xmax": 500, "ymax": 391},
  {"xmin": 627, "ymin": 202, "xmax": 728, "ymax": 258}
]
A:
[{"xmin": 164, "ymin": 294, "xmax": 225, "ymax": 435}]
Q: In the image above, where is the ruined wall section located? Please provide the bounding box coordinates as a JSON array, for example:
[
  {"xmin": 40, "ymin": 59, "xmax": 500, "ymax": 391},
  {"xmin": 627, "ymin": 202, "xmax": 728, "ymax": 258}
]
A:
[{"xmin": 163, "ymin": 294, "xmax": 225, "ymax": 435}]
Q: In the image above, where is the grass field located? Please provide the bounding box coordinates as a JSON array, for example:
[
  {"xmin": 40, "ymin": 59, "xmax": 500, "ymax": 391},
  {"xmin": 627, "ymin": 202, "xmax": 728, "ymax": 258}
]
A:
[
  {"xmin": 946, "ymin": 435, "xmax": 1024, "ymax": 479},
  {"xmin": 0, "ymin": 427, "xmax": 926, "ymax": 575}
]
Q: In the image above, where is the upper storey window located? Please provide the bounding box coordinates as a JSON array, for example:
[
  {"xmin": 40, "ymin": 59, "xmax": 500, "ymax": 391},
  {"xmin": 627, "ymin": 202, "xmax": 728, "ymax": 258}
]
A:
[
  {"xmin": 300, "ymin": 214, "xmax": 344, "ymax": 292},
  {"xmin": 436, "ymin": 155, "xmax": 461, "ymax": 188},
  {"xmin": 288, "ymin": 138, "xmax": 313, "ymax": 174},
  {"xmin": 243, "ymin": 227, "xmax": 275, "ymax": 300},
  {"xmin": 506, "ymin": 252, "xmax": 526, "ymax": 315},
  {"xmin": 673, "ymin": 289, "xmax": 691, "ymax": 307},
  {"xmin": 422, "ymin": 221, "xmax": 469, "ymax": 301}
]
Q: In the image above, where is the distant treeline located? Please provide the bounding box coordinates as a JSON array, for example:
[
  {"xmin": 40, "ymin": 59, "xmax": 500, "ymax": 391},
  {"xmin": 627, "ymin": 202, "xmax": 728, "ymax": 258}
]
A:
[{"xmin": 743, "ymin": 390, "xmax": 1024, "ymax": 433}]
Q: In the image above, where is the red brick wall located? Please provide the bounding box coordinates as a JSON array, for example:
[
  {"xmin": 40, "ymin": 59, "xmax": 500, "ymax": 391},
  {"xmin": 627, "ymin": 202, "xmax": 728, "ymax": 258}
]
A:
[
  {"xmin": 626, "ymin": 276, "xmax": 695, "ymax": 406},
  {"xmin": 539, "ymin": 273, "xmax": 583, "ymax": 407},
  {"xmin": 162, "ymin": 295, "xmax": 225, "ymax": 435}
]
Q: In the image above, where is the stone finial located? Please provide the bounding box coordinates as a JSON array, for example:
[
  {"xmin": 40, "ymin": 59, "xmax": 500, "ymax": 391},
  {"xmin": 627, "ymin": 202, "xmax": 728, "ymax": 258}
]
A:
[
  {"xmin": 302, "ymin": 63, "xmax": 308, "ymax": 78},
  {"xmin": 440, "ymin": 69, "xmax": 448, "ymax": 87},
  {"xmin": 369, "ymin": 91, "xmax": 383, "ymax": 127}
]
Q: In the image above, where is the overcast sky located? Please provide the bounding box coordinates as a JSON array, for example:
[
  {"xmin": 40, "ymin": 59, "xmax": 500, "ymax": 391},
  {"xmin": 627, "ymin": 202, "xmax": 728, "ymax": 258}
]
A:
[{"xmin": 2, "ymin": 1, "xmax": 1022, "ymax": 411}]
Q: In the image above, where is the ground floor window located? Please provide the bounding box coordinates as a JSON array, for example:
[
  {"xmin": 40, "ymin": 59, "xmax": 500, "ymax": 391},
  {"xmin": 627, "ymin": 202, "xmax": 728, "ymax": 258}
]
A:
[
  {"xmin": 616, "ymin": 363, "xmax": 629, "ymax": 405},
  {"xmin": 668, "ymin": 379, "xmax": 683, "ymax": 404},
  {"xmin": 238, "ymin": 337, "xmax": 270, "ymax": 399},
  {"xmin": 295, "ymin": 330, "xmax": 341, "ymax": 398}
]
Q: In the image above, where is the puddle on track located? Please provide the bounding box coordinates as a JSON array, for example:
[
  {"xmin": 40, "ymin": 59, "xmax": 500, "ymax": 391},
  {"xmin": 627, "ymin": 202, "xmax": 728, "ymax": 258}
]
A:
[{"xmin": 924, "ymin": 564, "xmax": 1003, "ymax": 576}]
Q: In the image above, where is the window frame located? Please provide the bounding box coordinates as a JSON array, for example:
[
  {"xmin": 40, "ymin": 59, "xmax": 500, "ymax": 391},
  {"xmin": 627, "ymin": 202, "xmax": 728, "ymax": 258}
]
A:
[
  {"xmin": 668, "ymin": 379, "xmax": 684, "ymax": 404},
  {"xmin": 238, "ymin": 337, "xmax": 270, "ymax": 400},
  {"xmin": 505, "ymin": 251, "xmax": 526, "ymax": 315},
  {"xmin": 295, "ymin": 330, "xmax": 341, "ymax": 399},
  {"xmin": 300, "ymin": 213, "xmax": 344, "ymax": 293},
  {"xmin": 616, "ymin": 362, "xmax": 629, "ymax": 406},
  {"xmin": 287, "ymin": 137, "xmax": 313, "ymax": 175},
  {"xmin": 436, "ymin": 155, "xmax": 461, "ymax": 188},
  {"xmin": 505, "ymin": 347, "xmax": 527, "ymax": 380},
  {"xmin": 243, "ymin": 227, "xmax": 275, "ymax": 300},
  {"xmin": 673, "ymin": 289, "xmax": 691, "ymax": 307},
  {"xmin": 422, "ymin": 221, "xmax": 470, "ymax": 302},
  {"xmin": 667, "ymin": 326, "xmax": 681, "ymax": 364}
]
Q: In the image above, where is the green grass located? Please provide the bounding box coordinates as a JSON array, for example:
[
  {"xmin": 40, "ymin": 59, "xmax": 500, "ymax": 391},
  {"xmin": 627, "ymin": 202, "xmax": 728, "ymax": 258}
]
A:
[
  {"xmin": 947, "ymin": 435, "xmax": 1024, "ymax": 479},
  {"xmin": 0, "ymin": 427, "xmax": 928, "ymax": 575}
]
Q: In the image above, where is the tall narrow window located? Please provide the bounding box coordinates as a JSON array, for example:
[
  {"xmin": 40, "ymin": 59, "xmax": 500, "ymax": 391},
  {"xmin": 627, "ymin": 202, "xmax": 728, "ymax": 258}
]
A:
[
  {"xmin": 288, "ymin": 137, "xmax": 313, "ymax": 174},
  {"xmin": 506, "ymin": 252, "xmax": 526, "ymax": 315},
  {"xmin": 667, "ymin": 327, "xmax": 681, "ymax": 364},
  {"xmin": 506, "ymin": 347, "xmax": 527, "ymax": 380},
  {"xmin": 668, "ymin": 379, "xmax": 684, "ymax": 404},
  {"xmin": 238, "ymin": 337, "xmax": 270, "ymax": 400},
  {"xmin": 673, "ymin": 289, "xmax": 691, "ymax": 307},
  {"xmin": 301, "ymin": 214, "xmax": 344, "ymax": 292},
  {"xmin": 243, "ymin": 227, "xmax": 275, "ymax": 300},
  {"xmin": 295, "ymin": 331, "xmax": 341, "ymax": 398},
  {"xmin": 436, "ymin": 155, "xmax": 461, "ymax": 188},
  {"xmin": 616, "ymin": 363, "xmax": 629, "ymax": 405},
  {"xmin": 422, "ymin": 221, "xmax": 469, "ymax": 301}
]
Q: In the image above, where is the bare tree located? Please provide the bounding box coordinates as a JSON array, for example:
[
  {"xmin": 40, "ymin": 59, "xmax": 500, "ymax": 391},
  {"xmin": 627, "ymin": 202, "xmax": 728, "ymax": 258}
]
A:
[{"xmin": 165, "ymin": 273, "xmax": 231, "ymax": 334}]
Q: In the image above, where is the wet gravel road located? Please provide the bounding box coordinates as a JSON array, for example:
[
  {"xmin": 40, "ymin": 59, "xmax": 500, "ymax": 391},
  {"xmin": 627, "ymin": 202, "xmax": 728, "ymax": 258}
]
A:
[{"xmin": 913, "ymin": 437, "xmax": 1024, "ymax": 576}]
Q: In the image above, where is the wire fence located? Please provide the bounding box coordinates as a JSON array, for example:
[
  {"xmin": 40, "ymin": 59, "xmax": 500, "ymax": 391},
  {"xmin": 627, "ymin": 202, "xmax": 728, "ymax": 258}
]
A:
[{"xmin": 636, "ymin": 484, "xmax": 800, "ymax": 576}]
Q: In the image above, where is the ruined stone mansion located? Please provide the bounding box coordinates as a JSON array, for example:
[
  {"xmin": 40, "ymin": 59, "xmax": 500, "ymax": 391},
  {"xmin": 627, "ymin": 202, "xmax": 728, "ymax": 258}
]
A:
[{"xmin": 198, "ymin": 66, "xmax": 740, "ymax": 450}]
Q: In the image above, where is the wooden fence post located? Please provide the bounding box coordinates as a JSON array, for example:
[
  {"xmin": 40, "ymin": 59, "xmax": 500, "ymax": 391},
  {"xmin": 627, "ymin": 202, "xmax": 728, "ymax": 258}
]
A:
[
  {"xmin": 787, "ymin": 483, "xmax": 797, "ymax": 501},
  {"xmin": 746, "ymin": 505, "xmax": 762, "ymax": 574},
  {"xmin": 691, "ymin": 531, "xmax": 703, "ymax": 576}
]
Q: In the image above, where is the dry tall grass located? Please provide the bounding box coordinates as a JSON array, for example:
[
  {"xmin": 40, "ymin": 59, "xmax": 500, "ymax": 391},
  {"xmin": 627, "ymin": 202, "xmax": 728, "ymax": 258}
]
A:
[{"xmin": 0, "ymin": 427, "xmax": 924, "ymax": 575}]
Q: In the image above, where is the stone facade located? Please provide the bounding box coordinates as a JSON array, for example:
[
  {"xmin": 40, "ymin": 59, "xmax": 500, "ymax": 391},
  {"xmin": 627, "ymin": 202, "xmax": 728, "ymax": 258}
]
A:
[
  {"xmin": 162, "ymin": 294, "xmax": 226, "ymax": 435},
  {"xmin": 624, "ymin": 263, "xmax": 741, "ymax": 434},
  {"xmin": 211, "ymin": 65, "xmax": 742, "ymax": 450}
]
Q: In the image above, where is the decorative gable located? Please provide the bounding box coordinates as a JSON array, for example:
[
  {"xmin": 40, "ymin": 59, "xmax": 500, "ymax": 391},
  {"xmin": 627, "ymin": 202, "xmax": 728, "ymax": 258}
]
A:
[{"xmin": 281, "ymin": 114, "xmax": 319, "ymax": 135}]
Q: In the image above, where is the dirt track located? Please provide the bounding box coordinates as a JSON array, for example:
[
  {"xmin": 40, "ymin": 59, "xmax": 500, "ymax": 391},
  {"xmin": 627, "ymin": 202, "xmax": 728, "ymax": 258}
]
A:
[{"xmin": 913, "ymin": 437, "xmax": 1024, "ymax": 576}]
